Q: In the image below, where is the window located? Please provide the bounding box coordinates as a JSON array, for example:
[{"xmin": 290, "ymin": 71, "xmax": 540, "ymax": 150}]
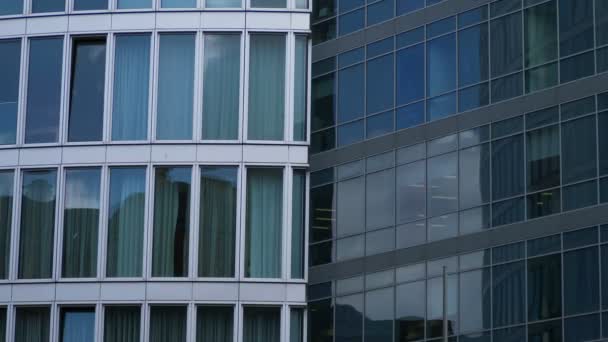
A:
[
  {"xmin": 112, "ymin": 34, "xmax": 150, "ymax": 141},
  {"xmin": 152, "ymin": 167, "xmax": 191, "ymax": 277},
  {"xmin": 0, "ymin": 39, "xmax": 20, "ymax": 145},
  {"xmin": 564, "ymin": 247, "xmax": 599, "ymax": 315},
  {"xmin": 490, "ymin": 12, "xmax": 522, "ymax": 77},
  {"xmin": 493, "ymin": 261, "xmax": 525, "ymax": 327},
  {"xmin": 428, "ymin": 152, "xmax": 458, "ymax": 216},
  {"xmin": 527, "ymin": 255, "xmax": 561, "ymax": 321},
  {"xmin": 396, "ymin": 281, "xmax": 425, "ymax": 341},
  {"xmin": 338, "ymin": 64, "xmax": 364, "ymax": 123},
  {"xmin": 25, "ymin": 37, "xmax": 63, "ymax": 144},
  {"xmin": 337, "ymin": 177, "xmax": 364, "ymax": 237},
  {"xmin": 251, "ymin": 0, "xmax": 285, "ymax": 8},
  {"xmin": 492, "ymin": 135, "xmax": 524, "ymax": 200},
  {"xmin": 562, "ymin": 116, "xmax": 597, "ymax": 183},
  {"xmin": 150, "ymin": 306, "xmax": 187, "ymax": 342},
  {"xmin": 245, "ymin": 168, "xmax": 283, "ymax": 278},
  {"xmin": 291, "ymin": 170, "xmax": 306, "ymax": 279},
  {"xmin": 60, "ymin": 307, "xmax": 95, "ymax": 342},
  {"xmin": 310, "ymin": 184, "xmax": 334, "ymax": 242},
  {"xmin": 199, "ymin": 166, "xmax": 237, "ymax": 278},
  {"xmin": 15, "ymin": 307, "xmax": 50, "ymax": 341},
  {"xmin": 427, "ymin": 275, "xmax": 458, "ymax": 338},
  {"xmin": 248, "ymin": 34, "xmax": 286, "ymax": 140},
  {"xmin": 397, "ymin": 44, "xmax": 424, "ymax": 106},
  {"xmin": 311, "ymin": 73, "xmax": 335, "ymax": 131},
  {"xmin": 206, "ymin": 0, "xmax": 241, "ymax": 7},
  {"xmin": 243, "ymin": 307, "xmax": 280, "ymax": 342},
  {"xmin": 459, "ymin": 144, "xmax": 490, "ymax": 209},
  {"xmin": 32, "ymin": 0, "xmax": 64, "ymax": 12},
  {"xmin": 104, "ymin": 306, "xmax": 140, "ymax": 342},
  {"xmin": 397, "ymin": 160, "xmax": 426, "ymax": 223},
  {"xmin": 107, "ymin": 167, "xmax": 145, "ymax": 278},
  {"xmin": 308, "ymin": 299, "xmax": 333, "ymax": 342},
  {"xmin": 62, "ymin": 168, "xmax": 101, "ymax": 278},
  {"xmin": 0, "ymin": 0, "xmax": 22, "ymax": 15},
  {"xmin": 459, "ymin": 24, "xmax": 489, "ymax": 87},
  {"xmin": 526, "ymin": 125, "xmax": 560, "ymax": 191},
  {"xmin": 524, "ymin": 1, "xmax": 557, "ymax": 92},
  {"xmin": 197, "ymin": 306, "xmax": 233, "ymax": 342},
  {"xmin": 117, "ymin": 0, "xmax": 150, "ymax": 8},
  {"xmin": 73, "ymin": 0, "xmax": 107, "ymax": 10},
  {"xmin": 294, "ymin": 36, "xmax": 308, "ymax": 141},
  {"xmin": 19, "ymin": 170, "xmax": 56, "ymax": 279},
  {"xmin": 290, "ymin": 308, "xmax": 304, "ymax": 342},
  {"xmin": 460, "ymin": 269, "xmax": 491, "ymax": 333},
  {"xmin": 161, "ymin": 0, "xmax": 196, "ymax": 8},
  {"xmin": 156, "ymin": 34, "xmax": 195, "ymax": 140},
  {"xmin": 336, "ymin": 294, "xmax": 363, "ymax": 341},
  {"xmin": 559, "ymin": 0, "xmax": 593, "ymax": 57},
  {"xmin": 427, "ymin": 34, "xmax": 456, "ymax": 100},
  {"xmin": 0, "ymin": 171, "xmax": 13, "ymax": 279},
  {"xmin": 366, "ymin": 54, "xmax": 394, "ymax": 115},
  {"xmin": 366, "ymin": 169, "xmax": 395, "ymax": 229}
]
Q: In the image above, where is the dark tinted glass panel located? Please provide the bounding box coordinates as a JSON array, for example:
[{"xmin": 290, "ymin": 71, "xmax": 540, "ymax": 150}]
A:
[
  {"xmin": 338, "ymin": 64, "xmax": 364, "ymax": 123},
  {"xmin": 397, "ymin": 44, "xmax": 425, "ymax": 105},
  {"xmin": 559, "ymin": 0, "xmax": 594, "ymax": 56},
  {"xmin": 564, "ymin": 247, "xmax": 599, "ymax": 315},
  {"xmin": 15, "ymin": 307, "xmax": 50, "ymax": 341},
  {"xmin": 397, "ymin": 27, "xmax": 424, "ymax": 48},
  {"xmin": 428, "ymin": 92, "xmax": 456, "ymax": 120},
  {"xmin": 564, "ymin": 180, "xmax": 597, "ymax": 211},
  {"xmin": 311, "ymin": 128, "xmax": 335, "ymax": 154},
  {"xmin": 493, "ymin": 262, "xmax": 525, "ymax": 327},
  {"xmin": 493, "ymin": 242, "xmax": 525, "ymax": 263},
  {"xmin": 427, "ymin": 17, "xmax": 455, "ymax": 38},
  {"xmin": 458, "ymin": 24, "xmax": 489, "ymax": 87},
  {"xmin": 68, "ymin": 38, "xmax": 106, "ymax": 142},
  {"xmin": 367, "ymin": 111, "xmax": 393, "ymax": 138},
  {"xmin": 196, "ymin": 306, "xmax": 233, "ymax": 342},
  {"xmin": 338, "ymin": 48, "xmax": 364, "ymax": 68},
  {"xmin": 460, "ymin": 144, "xmax": 490, "ymax": 209},
  {"xmin": 365, "ymin": 288, "xmax": 394, "ymax": 341},
  {"xmin": 397, "ymin": 0, "xmax": 423, "ymax": 15},
  {"xmin": 337, "ymin": 235, "xmax": 364, "ymax": 261},
  {"xmin": 427, "ymin": 275, "xmax": 458, "ymax": 338},
  {"xmin": 339, "ymin": 0, "xmax": 363, "ymax": 12},
  {"xmin": 459, "ymin": 6, "xmax": 488, "ymax": 27},
  {"xmin": 32, "ymin": 0, "xmax": 64, "ymax": 12},
  {"xmin": 397, "ymin": 161, "xmax": 425, "ymax": 223},
  {"xmin": 564, "ymin": 314, "xmax": 600, "ymax": 342},
  {"xmin": 308, "ymin": 299, "xmax": 333, "ymax": 342},
  {"xmin": 492, "ymin": 135, "xmax": 524, "ymax": 200},
  {"xmin": 337, "ymin": 177, "xmax": 364, "ymax": 237},
  {"xmin": 367, "ymin": 37, "xmax": 393, "ymax": 59},
  {"xmin": 563, "ymin": 226, "xmax": 598, "ymax": 249},
  {"xmin": 0, "ymin": 172, "xmax": 12, "ymax": 279},
  {"xmin": 310, "ymin": 184, "xmax": 334, "ymax": 242},
  {"xmin": 312, "ymin": 0, "xmax": 335, "ymax": 21},
  {"xmin": 396, "ymin": 101, "xmax": 424, "ymax": 130},
  {"xmin": 526, "ymin": 126, "xmax": 560, "ymax": 191},
  {"xmin": 603, "ymin": 245, "xmax": 608, "ymax": 309},
  {"xmin": 460, "ymin": 269, "xmax": 491, "ymax": 333},
  {"xmin": 492, "ymin": 116, "xmax": 522, "ymax": 138},
  {"xmin": 561, "ymin": 95, "xmax": 595, "ymax": 120},
  {"xmin": 527, "ymin": 234, "xmax": 560, "ymax": 257},
  {"xmin": 600, "ymin": 112, "xmax": 608, "ymax": 175},
  {"xmin": 490, "ymin": 12, "xmax": 522, "ymax": 77},
  {"xmin": 491, "ymin": 72, "xmax": 523, "ymax": 103},
  {"xmin": 74, "ymin": 0, "xmax": 107, "ymax": 10},
  {"xmin": 0, "ymin": 0, "xmax": 23, "ymax": 14},
  {"xmin": 525, "ymin": 62, "xmax": 557, "ymax": 93},
  {"xmin": 339, "ymin": 9, "xmax": 364, "ymax": 35},
  {"xmin": 336, "ymin": 294, "xmax": 363, "ymax": 342},
  {"xmin": 560, "ymin": 51, "xmax": 595, "ymax": 83},
  {"xmin": 0, "ymin": 39, "xmax": 20, "ymax": 145},
  {"xmin": 460, "ymin": 332, "xmax": 490, "ymax": 342},
  {"xmin": 396, "ymin": 281, "xmax": 424, "ymax": 342},
  {"xmin": 150, "ymin": 306, "xmax": 187, "ymax": 342},
  {"xmin": 460, "ymin": 126, "xmax": 489, "ymax": 148},
  {"xmin": 367, "ymin": 169, "xmax": 395, "ymax": 229},
  {"xmin": 312, "ymin": 74, "xmax": 335, "ymax": 131},
  {"xmin": 527, "ymin": 254, "xmax": 561, "ymax": 321},
  {"xmin": 312, "ymin": 19, "xmax": 337, "ymax": 45},
  {"xmin": 309, "ymin": 241, "xmax": 332, "ymax": 266},
  {"xmin": 104, "ymin": 306, "xmax": 140, "ymax": 342},
  {"xmin": 337, "ymin": 120, "xmax": 363, "ymax": 146},
  {"xmin": 367, "ymin": 54, "xmax": 394, "ymax": 114},
  {"xmin": 25, "ymin": 37, "xmax": 63, "ymax": 144},
  {"xmin": 528, "ymin": 320, "xmax": 561, "ymax": 342},
  {"xmin": 459, "ymin": 83, "xmax": 489, "ymax": 112},
  {"xmin": 492, "ymin": 197, "xmax": 524, "ymax": 226},
  {"xmin": 312, "ymin": 58, "xmax": 335, "ymax": 77},
  {"xmin": 598, "ymin": 0, "xmax": 608, "ymax": 46},
  {"xmin": 428, "ymin": 152, "xmax": 458, "ymax": 216},
  {"xmin": 427, "ymin": 34, "xmax": 456, "ymax": 97},
  {"xmin": 367, "ymin": 0, "xmax": 394, "ymax": 26},
  {"xmin": 527, "ymin": 188, "xmax": 560, "ymax": 219},
  {"xmin": 526, "ymin": 106, "xmax": 558, "ymax": 130},
  {"xmin": 524, "ymin": 1, "xmax": 557, "ymax": 67},
  {"xmin": 490, "ymin": 0, "xmax": 521, "ymax": 17}
]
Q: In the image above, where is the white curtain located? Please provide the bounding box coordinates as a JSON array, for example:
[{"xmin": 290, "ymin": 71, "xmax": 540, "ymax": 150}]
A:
[
  {"xmin": 251, "ymin": 0, "xmax": 285, "ymax": 7},
  {"xmin": 290, "ymin": 309, "xmax": 304, "ymax": 342}
]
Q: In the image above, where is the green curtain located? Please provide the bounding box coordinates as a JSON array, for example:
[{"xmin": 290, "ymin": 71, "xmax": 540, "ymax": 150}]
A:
[
  {"xmin": 104, "ymin": 306, "xmax": 140, "ymax": 342},
  {"xmin": 15, "ymin": 307, "xmax": 50, "ymax": 342},
  {"xmin": 291, "ymin": 171, "xmax": 305, "ymax": 279},
  {"xmin": 150, "ymin": 307, "xmax": 187, "ymax": 342},
  {"xmin": 293, "ymin": 36, "xmax": 308, "ymax": 141},
  {"xmin": 196, "ymin": 306, "xmax": 233, "ymax": 342},
  {"xmin": 152, "ymin": 167, "xmax": 190, "ymax": 277},
  {"xmin": 248, "ymin": 34, "xmax": 286, "ymax": 140},
  {"xmin": 107, "ymin": 168, "xmax": 145, "ymax": 278},
  {"xmin": 243, "ymin": 307, "xmax": 280, "ymax": 342},
  {"xmin": 19, "ymin": 170, "xmax": 56, "ymax": 279},
  {"xmin": 62, "ymin": 168, "xmax": 100, "ymax": 278},
  {"xmin": 245, "ymin": 169, "xmax": 283, "ymax": 278},
  {"xmin": 202, "ymin": 34, "xmax": 240, "ymax": 140},
  {"xmin": 290, "ymin": 309, "xmax": 303, "ymax": 342},
  {"xmin": 0, "ymin": 171, "xmax": 13, "ymax": 279},
  {"xmin": 199, "ymin": 167, "xmax": 237, "ymax": 277}
]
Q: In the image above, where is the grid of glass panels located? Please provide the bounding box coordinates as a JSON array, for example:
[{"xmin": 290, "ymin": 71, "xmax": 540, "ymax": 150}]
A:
[
  {"xmin": 311, "ymin": 0, "xmax": 608, "ymax": 153},
  {"xmin": 309, "ymin": 224, "xmax": 608, "ymax": 342},
  {"xmin": 310, "ymin": 91, "xmax": 608, "ymax": 266},
  {"xmin": 0, "ymin": 165, "xmax": 306, "ymax": 281}
]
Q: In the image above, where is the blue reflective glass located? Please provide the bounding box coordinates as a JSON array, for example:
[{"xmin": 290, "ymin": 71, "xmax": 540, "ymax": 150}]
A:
[
  {"xmin": 600, "ymin": 112, "xmax": 608, "ymax": 175},
  {"xmin": 492, "ymin": 197, "xmax": 524, "ymax": 226},
  {"xmin": 161, "ymin": 0, "xmax": 195, "ymax": 7},
  {"xmin": 396, "ymin": 27, "xmax": 424, "ymax": 48},
  {"xmin": 491, "ymin": 72, "xmax": 523, "ymax": 103},
  {"xmin": 490, "ymin": 0, "xmax": 521, "ymax": 17},
  {"xmin": 117, "ymin": 0, "xmax": 151, "ymax": 8},
  {"xmin": 458, "ymin": 24, "xmax": 489, "ymax": 87},
  {"xmin": 338, "ymin": 64, "xmax": 364, "ymax": 123},
  {"xmin": 367, "ymin": 0, "xmax": 394, "ymax": 26},
  {"xmin": 32, "ymin": 0, "xmax": 64, "ymax": 12},
  {"xmin": 459, "ymin": 83, "xmax": 489, "ymax": 112},
  {"xmin": 338, "ymin": 120, "xmax": 364, "ymax": 146},
  {"xmin": 428, "ymin": 92, "xmax": 456, "ymax": 121},
  {"xmin": 397, "ymin": 44, "xmax": 424, "ymax": 105},
  {"xmin": 338, "ymin": 48, "xmax": 364, "ymax": 68},
  {"xmin": 339, "ymin": 8, "xmax": 365, "ymax": 35},
  {"xmin": 0, "ymin": 39, "xmax": 20, "ymax": 145},
  {"xmin": 560, "ymin": 51, "xmax": 595, "ymax": 83},
  {"xmin": 602, "ymin": 178, "xmax": 608, "ymax": 203},
  {"xmin": 397, "ymin": 0, "xmax": 423, "ymax": 15},
  {"xmin": 427, "ymin": 16, "xmax": 455, "ymax": 38},
  {"xmin": 367, "ymin": 111, "xmax": 394, "ymax": 138},
  {"xmin": 0, "ymin": 0, "xmax": 23, "ymax": 14},
  {"xmin": 60, "ymin": 309, "xmax": 95, "ymax": 342},
  {"xmin": 367, "ymin": 37, "xmax": 393, "ymax": 59},
  {"xmin": 339, "ymin": 0, "xmax": 364, "ymax": 13},
  {"xmin": 74, "ymin": 0, "xmax": 107, "ymax": 10},
  {"xmin": 490, "ymin": 12, "xmax": 523, "ymax": 77},
  {"xmin": 492, "ymin": 116, "xmax": 523, "ymax": 138},
  {"xmin": 559, "ymin": 0, "xmax": 594, "ymax": 56},
  {"xmin": 492, "ymin": 134, "xmax": 524, "ymax": 199},
  {"xmin": 366, "ymin": 54, "xmax": 394, "ymax": 114},
  {"xmin": 459, "ymin": 6, "xmax": 488, "ymax": 27},
  {"xmin": 427, "ymin": 34, "xmax": 456, "ymax": 97},
  {"xmin": 396, "ymin": 101, "xmax": 424, "ymax": 130}
]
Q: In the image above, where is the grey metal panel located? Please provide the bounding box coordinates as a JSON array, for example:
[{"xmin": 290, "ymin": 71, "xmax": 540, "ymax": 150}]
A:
[
  {"xmin": 310, "ymin": 72, "xmax": 608, "ymax": 171},
  {"xmin": 309, "ymin": 203, "xmax": 608, "ymax": 284}
]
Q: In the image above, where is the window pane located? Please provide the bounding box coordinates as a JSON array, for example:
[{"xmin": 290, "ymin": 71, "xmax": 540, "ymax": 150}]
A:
[
  {"xmin": 600, "ymin": 112, "xmax": 608, "ymax": 175},
  {"xmin": 290, "ymin": 308, "xmax": 304, "ymax": 342},
  {"xmin": 396, "ymin": 281, "xmax": 424, "ymax": 342},
  {"xmin": 339, "ymin": 9, "xmax": 364, "ymax": 35},
  {"xmin": 526, "ymin": 126, "xmax": 560, "ymax": 191},
  {"xmin": 397, "ymin": 161, "xmax": 426, "ymax": 223},
  {"xmin": 202, "ymin": 34, "xmax": 240, "ymax": 140},
  {"xmin": 19, "ymin": 170, "xmax": 56, "ymax": 279},
  {"xmin": 427, "ymin": 34, "xmax": 456, "ymax": 97},
  {"xmin": 25, "ymin": 37, "xmax": 63, "ymax": 144},
  {"xmin": 564, "ymin": 247, "xmax": 599, "ymax": 315},
  {"xmin": 310, "ymin": 184, "xmax": 334, "ymax": 242},
  {"xmin": 527, "ymin": 254, "xmax": 561, "ymax": 321},
  {"xmin": 243, "ymin": 307, "xmax": 280, "ymax": 342},
  {"xmin": 107, "ymin": 167, "xmax": 145, "ymax": 278},
  {"xmin": 460, "ymin": 268, "xmax": 491, "ymax": 333},
  {"xmin": 338, "ymin": 64, "xmax": 364, "ymax": 123},
  {"xmin": 117, "ymin": 0, "xmax": 150, "ymax": 8},
  {"xmin": 460, "ymin": 144, "xmax": 490, "ymax": 209},
  {"xmin": 366, "ymin": 169, "xmax": 395, "ymax": 229},
  {"xmin": 161, "ymin": 0, "xmax": 195, "ymax": 7},
  {"xmin": 366, "ymin": 54, "xmax": 394, "ymax": 114},
  {"xmin": 0, "ymin": 308, "xmax": 5, "ymax": 342},
  {"xmin": 0, "ymin": 171, "xmax": 13, "ymax": 279},
  {"xmin": 104, "ymin": 306, "xmax": 140, "ymax": 342},
  {"xmin": 565, "ymin": 314, "xmax": 600, "ymax": 342},
  {"xmin": 251, "ymin": 0, "xmax": 285, "ymax": 7},
  {"xmin": 245, "ymin": 168, "xmax": 283, "ymax": 278},
  {"xmin": 524, "ymin": 1, "xmax": 557, "ymax": 67},
  {"xmin": 112, "ymin": 34, "xmax": 150, "ymax": 141},
  {"xmin": 62, "ymin": 168, "xmax": 100, "ymax": 278},
  {"xmin": 528, "ymin": 320, "xmax": 561, "ymax": 342},
  {"xmin": 458, "ymin": 24, "xmax": 489, "ymax": 87},
  {"xmin": 490, "ymin": 12, "xmax": 522, "ymax": 77},
  {"xmin": 336, "ymin": 294, "xmax": 363, "ymax": 342},
  {"xmin": 428, "ymin": 152, "xmax": 458, "ymax": 216},
  {"xmin": 156, "ymin": 34, "xmax": 195, "ymax": 140},
  {"xmin": 365, "ymin": 287, "xmax": 394, "ymax": 341},
  {"xmin": 308, "ymin": 299, "xmax": 333, "ymax": 342},
  {"xmin": 32, "ymin": 0, "xmax": 64, "ymax": 12},
  {"xmin": 397, "ymin": 44, "xmax": 424, "ymax": 105},
  {"xmin": 0, "ymin": 0, "xmax": 22, "ymax": 14},
  {"xmin": 196, "ymin": 306, "xmax": 233, "ymax": 342},
  {"xmin": 560, "ymin": 51, "xmax": 595, "ymax": 82},
  {"xmin": 248, "ymin": 34, "xmax": 286, "ymax": 140},
  {"xmin": 559, "ymin": 0, "xmax": 594, "ymax": 56},
  {"xmin": 150, "ymin": 306, "xmax": 187, "ymax": 342},
  {"xmin": 337, "ymin": 177, "xmax": 364, "ymax": 237},
  {"xmin": 493, "ymin": 261, "xmax": 525, "ymax": 327},
  {"xmin": 294, "ymin": 36, "xmax": 308, "ymax": 141},
  {"xmin": 60, "ymin": 308, "xmax": 94, "ymax": 342},
  {"xmin": 291, "ymin": 170, "xmax": 305, "ymax": 279},
  {"xmin": 68, "ymin": 38, "xmax": 106, "ymax": 142},
  {"xmin": 597, "ymin": 0, "xmax": 608, "ymax": 46},
  {"xmin": 199, "ymin": 166, "xmax": 237, "ymax": 278},
  {"xmin": 492, "ymin": 135, "xmax": 524, "ymax": 200},
  {"xmin": 337, "ymin": 235, "xmax": 364, "ymax": 261},
  {"xmin": 311, "ymin": 74, "xmax": 335, "ymax": 131},
  {"xmin": 74, "ymin": 0, "xmax": 107, "ymax": 10},
  {"xmin": 562, "ymin": 116, "xmax": 597, "ymax": 183},
  {"xmin": 0, "ymin": 39, "xmax": 20, "ymax": 145},
  {"xmin": 15, "ymin": 307, "xmax": 50, "ymax": 341},
  {"xmin": 427, "ymin": 275, "xmax": 458, "ymax": 338},
  {"xmin": 152, "ymin": 167, "xmax": 191, "ymax": 277},
  {"xmin": 207, "ymin": 0, "xmax": 240, "ymax": 7}
]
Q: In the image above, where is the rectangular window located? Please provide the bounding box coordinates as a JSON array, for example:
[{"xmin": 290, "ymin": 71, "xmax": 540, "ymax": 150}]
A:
[
  {"xmin": 107, "ymin": 167, "xmax": 145, "ymax": 278},
  {"xmin": 32, "ymin": 0, "xmax": 64, "ymax": 12},
  {"xmin": 243, "ymin": 307, "xmax": 280, "ymax": 342},
  {"xmin": 150, "ymin": 306, "xmax": 187, "ymax": 342},
  {"xmin": 104, "ymin": 306, "xmax": 140, "ymax": 342},
  {"xmin": 526, "ymin": 125, "xmax": 560, "ymax": 191},
  {"xmin": 199, "ymin": 166, "xmax": 237, "ymax": 278},
  {"xmin": 459, "ymin": 24, "xmax": 489, "ymax": 88},
  {"xmin": 0, "ymin": 0, "xmax": 23, "ymax": 14},
  {"xmin": 19, "ymin": 169, "xmax": 56, "ymax": 279},
  {"xmin": 68, "ymin": 37, "xmax": 106, "ymax": 142},
  {"xmin": 367, "ymin": 54, "xmax": 394, "ymax": 114},
  {"xmin": 60, "ymin": 307, "xmax": 95, "ymax": 341},
  {"xmin": 527, "ymin": 254, "xmax": 561, "ymax": 322},
  {"xmin": 338, "ymin": 64, "xmax": 364, "ymax": 123},
  {"xmin": 161, "ymin": 0, "xmax": 195, "ymax": 7},
  {"xmin": 396, "ymin": 281, "xmax": 424, "ymax": 341},
  {"xmin": 202, "ymin": 34, "xmax": 241, "ymax": 140},
  {"xmin": 428, "ymin": 152, "xmax": 458, "ymax": 216},
  {"xmin": 291, "ymin": 170, "xmax": 305, "ymax": 279},
  {"xmin": 0, "ymin": 171, "xmax": 13, "ymax": 279},
  {"xmin": 562, "ymin": 116, "xmax": 597, "ymax": 183},
  {"xmin": 337, "ymin": 177, "xmax": 364, "ymax": 237},
  {"xmin": 196, "ymin": 306, "xmax": 234, "ymax": 342},
  {"xmin": 152, "ymin": 167, "xmax": 191, "ymax": 277},
  {"xmin": 251, "ymin": 0, "xmax": 286, "ymax": 8},
  {"xmin": 293, "ymin": 36, "xmax": 308, "ymax": 141},
  {"xmin": 62, "ymin": 168, "xmax": 101, "ymax": 278},
  {"xmin": 493, "ymin": 261, "xmax": 525, "ymax": 327},
  {"xmin": 290, "ymin": 308, "xmax": 304, "ymax": 342},
  {"xmin": 117, "ymin": 0, "xmax": 150, "ymax": 8},
  {"xmin": 25, "ymin": 37, "xmax": 63, "ymax": 144},
  {"xmin": 73, "ymin": 0, "xmax": 107, "ymax": 10},
  {"xmin": 427, "ymin": 34, "xmax": 456, "ymax": 98},
  {"xmin": 597, "ymin": 0, "xmax": 608, "ymax": 46},
  {"xmin": 112, "ymin": 34, "xmax": 150, "ymax": 141},
  {"xmin": 492, "ymin": 135, "xmax": 524, "ymax": 200},
  {"xmin": 459, "ymin": 144, "xmax": 490, "ymax": 209},
  {"xmin": 15, "ymin": 307, "xmax": 50, "ymax": 341},
  {"xmin": 460, "ymin": 268, "xmax": 491, "ymax": 332},
  {"xmin": 397, "ymin": 44, "xmax": 424, "ymax": 106},
  {"xmin": 156, "ymin": 34, "xmax": 195, "ymax": 140},
  {"xmin": 336, "ymin": 294, "xmax": 363, "ymax": 340},
  {"xmin": 295, "ymin": 0, "xmax": 307, "ymax": 9},
  {"xmin": 0, "ymin": 39, "xmax": 21, "ymax": 145},
  {"xmin": 366, "ymin": 168, "xmax": 395, "ymax": 229},
  {"xmin": 245, "ymin": 168, "xmax": 283, "ymax": 278},
  {"xmin": 427, "ymin": 276, "xmax": 457, "ymax": 338},
  {"xmin": 206, "ymin": 0, "xmax": 241, "ymax": 7},
  {"xmin": 248, "ymin": 34, "xmax": 286, "ymax": 140},
  {"xmin": 0, "ymin": 308, "xmax": 5, "ymax": 342},
  {"xmin": 490, "ymin": 12, "xmax": 522, "ymax": 77},
  {"xmin": 564, "ymin": 247, "xmax": 599, "ymax": 315},
  {"xmin": 310, "ymin": 184, "xmax": 334, "ymax": 242},
  {"xmin": 559, "ymin": 0, "xmax": 594, "ymax": 56},
  {"xmin": 524, "ymin": 1, "xmax": 557, "ymax": 68},
  {"xmin": 396, "ymin": 160, "xmax": 426, "ymax": 223}
]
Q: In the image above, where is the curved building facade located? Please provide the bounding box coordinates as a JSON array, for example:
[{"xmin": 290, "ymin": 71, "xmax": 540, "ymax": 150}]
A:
[{"xmin": 0, "ymin": 0, "xmax": 310, "ymax": 341}]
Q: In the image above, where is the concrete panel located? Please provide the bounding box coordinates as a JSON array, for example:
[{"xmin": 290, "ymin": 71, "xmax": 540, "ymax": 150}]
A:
[
  {"xmin": 27, "ymin": 16, "xmax": 68, "ymax": 34},
  {"xmin": 19, "ymin": 147, "xmax": 62, "ymax": 166},
  {"xmin": 56, "ymin": 283, "xmax": 100, "ymax": 301},
  {"xmin": 193, "ymin": 283, "xmax": 239, "ymax": 301},
  {"xmin": 201, "ymin": 12, "xmax": 245, "ymax": 29},
  {"xmin": 62, "ymin": 146, "xmax": 106, "ymax": 164},
  {"xmin": 111, "ymin": 13, "xmax": 156, "ymax": 30},
  {"xmin": 151, "ymin": 145, "xmax": 197, "ymax": 162},
  {"xmin": 146, "ymin": 282, "xmax": 192, "ymax": 300},
  {"xmin": 0, "ymin": 18, "xmax": 26, "ymax": 36},
  {"xmin": 0, "ymin": 149, "xmax": 19, "ymax": 167},
  {"xmin": 68, "ymin": 14, "xmax": 111, "ymax": 32},
  {"xmin": 12, "ymin": 283, "xmax": 55, "ymax": 302},
  {"xmin": 239, "ymin": 283, "xmax": 286, "ymax": 302},
  {"xmin": 156, "ymin": 12, "xmax": 200, "ymax": 29},
  {"xmin": 106, "ymin": 145, "xmax": 151, "ymax": 163},
  {"xmin": 100, "ymin": 283, "xmax": 146, "ymax": 301}
]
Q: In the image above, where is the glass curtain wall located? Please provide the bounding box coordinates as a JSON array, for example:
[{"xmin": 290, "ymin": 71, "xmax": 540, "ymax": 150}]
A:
[
  {"xmin": 19, "ymin": 169, "xmax": 57, "ymax": 279},
  {"xmin": 0, "ymin": 171, "xmax": 13, "ymax": 279},
  {"xmin": 243, "ymin": 307, "xmax": 280, "ymax": 342},
  {"xmin": 14, "ymin": 307, "xmax": 50, "ymax": 342},
  {"xmin": 62, "ymin": 168, "xmax": 101, "ymax": 278},
  {"xmin": 59, "ymin": 308, "xmax": 95, "ymax": 342},
  {"xmin": 196, "ymin": 306, "xmax": 234, "ymax": 342},
  {"xmin": 150, "ymin": 306, "xmax": 187, "ymax": 342},
  {"xmin": 104, "ymin": 306, "xmax": 140, "ymax": 342},
  {"xmin": 0, "ymin": 39, "xmax": 20, "ymax": 145}
]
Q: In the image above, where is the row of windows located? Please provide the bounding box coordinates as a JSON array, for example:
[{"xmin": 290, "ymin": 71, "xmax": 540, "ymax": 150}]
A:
[
  {"xmin": 309, "ymin": 92, "xmax": 608, "ymax": 266},
  {"xmin": 0, "ymin": 304, "xmax": 304, "ymax": 342},
  {"xmin": 311, "ymin": 0, "xmax": 608, "ymax": 153},
  {"xmin": 0, "ymin": 165, "xmax": 306, "ymax": 280},
  {"xmin": 309, "ymin": 225, "xmax": 608, "ymax": 342},
  {"xmin": 0, "ymin": 0, "xmax": 309, "ymax": 15},
  {"xmin": 0, "ymin": 32, "xmax": 308, "ymax": 146}
]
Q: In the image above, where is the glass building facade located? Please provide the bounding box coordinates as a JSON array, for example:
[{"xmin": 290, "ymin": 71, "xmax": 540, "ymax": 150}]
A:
[{"xmin": 309, "ymin": 0, "xmax": 608, "ymax": 341}]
